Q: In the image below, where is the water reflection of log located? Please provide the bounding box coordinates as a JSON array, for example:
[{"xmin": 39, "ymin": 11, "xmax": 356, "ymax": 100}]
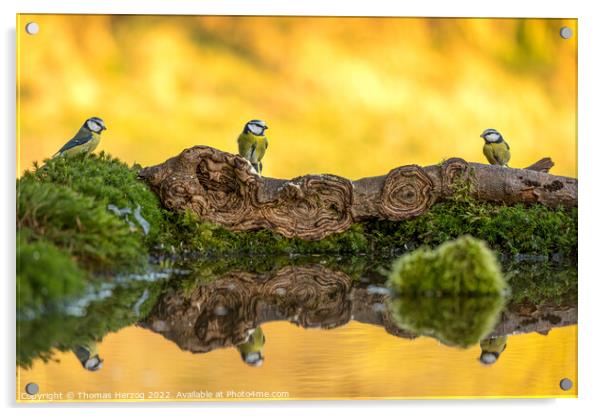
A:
[{"xmin": 140, "ymin": 265, "xmax": 576, "ymax": 354}]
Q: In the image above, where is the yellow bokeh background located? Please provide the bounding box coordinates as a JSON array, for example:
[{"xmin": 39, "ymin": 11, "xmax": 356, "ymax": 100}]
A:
[{"xmin": 17, "ymin": 15, "xmax": 577, "ymax": 178}]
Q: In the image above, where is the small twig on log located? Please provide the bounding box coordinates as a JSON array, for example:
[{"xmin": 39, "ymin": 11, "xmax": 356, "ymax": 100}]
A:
[
  {"xmin": 139, "ymin": 146, "xmax": 577, "ymax": 240},
  {"xmin": 525, "ymin": 157, "xmax": 555, "ymax": 173}
]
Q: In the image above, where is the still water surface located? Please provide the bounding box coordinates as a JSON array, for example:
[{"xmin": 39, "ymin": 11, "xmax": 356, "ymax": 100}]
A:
[
  {"xmin": 18, "ymin": 323, "xmax": 577, "ymax": 401},
  {"xmin": 17, "ymin": 257, "xmax": 578, "ymax": 401}
]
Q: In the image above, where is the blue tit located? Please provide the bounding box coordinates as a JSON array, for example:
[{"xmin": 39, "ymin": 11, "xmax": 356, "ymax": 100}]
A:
[
  {"xmin": 479, "ymin": 335, "xmax": 508, "ymax": 365},
  {"xmin": 237, "ymin": 119, "xmax": 268, "ymax": 175},
  {"xmin": 53, "ymin": 117, "xmax": 107, "ymax": 158},
  {"xmin": 236, "ymin": 327, "xmax": 265, "ymax": 367},
  {"xmin": 74, "ymin": 342, "xmax": 104, "ymax": 372},
  {"xmin": 480, "ymin": 128, "xmax": 510, "ymax": 166}
]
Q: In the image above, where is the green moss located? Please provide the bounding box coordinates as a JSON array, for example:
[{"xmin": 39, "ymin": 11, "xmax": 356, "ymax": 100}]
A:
[
  {"xmin": 162, "ymin": 210, "xmax": 370, "ymax": 255},
  {"xmin": 17, "ymin": 179, "xmax": 146, "ymax": 273},
  {"xmin": 162, "ymin": 200, "xmax": 576, "ymax": 258},
  {"xmin": 17, "ymin": 153, "xmax": 164, "ymax": 311},
  {"xmin": 387, "ymin": 236, "xmax": 506, "ymax": 296},
  {"xmin": 28, "ymin": 152, "xmax": 169, "ymax": 245},
  {"xmin": 364, "ymin": 201, "xmax": 577, "ymax": 257},
  {"xmin": 388, "ymin": 295, "xmax": 505, "ymax": 348},
  {"xmin": 17, "ymin": 231, "xmax": 85, "ymax": 311}
]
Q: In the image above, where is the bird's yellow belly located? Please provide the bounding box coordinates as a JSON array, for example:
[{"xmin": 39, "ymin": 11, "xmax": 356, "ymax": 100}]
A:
[
  {"xmin": 483, "ymin": 142, "xmax": 510, "ymax": 165},
  {"xmin": 63, "ymin": 135, "xmax": 100, "ymax": 156}
]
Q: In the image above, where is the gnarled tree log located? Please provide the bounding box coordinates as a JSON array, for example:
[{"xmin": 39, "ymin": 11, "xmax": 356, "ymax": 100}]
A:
[{"xmin": 139, "ymin": 146, "xmax": 577, "ymax": 240}]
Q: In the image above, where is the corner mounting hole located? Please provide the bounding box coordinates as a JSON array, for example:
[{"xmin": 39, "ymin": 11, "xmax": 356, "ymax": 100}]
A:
[
  {"xmin": 25, "ymin": 22, "xmax": 40, "ymax": 35},
  {"xmin": 559, "ymin": 378, "xmax": 573, "ymax": 391},
  {"xmin": 559, "ymin": 27, "xmax": 573, "ymax": 39},
  {"xmin": 25, "ymin": 382, "xmax": 39, "ymax": 395}
]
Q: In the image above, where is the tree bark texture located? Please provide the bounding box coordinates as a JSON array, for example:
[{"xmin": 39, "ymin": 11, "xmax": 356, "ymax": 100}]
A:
[{"xmin": 139, "ymin": 146, "xmax": 577, "ymax": 241}]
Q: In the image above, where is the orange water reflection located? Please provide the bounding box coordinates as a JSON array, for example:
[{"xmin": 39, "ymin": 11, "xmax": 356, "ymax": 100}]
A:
[{"xmin": 17, "ymin": 322, "xmax": 577, "ymax": 401}]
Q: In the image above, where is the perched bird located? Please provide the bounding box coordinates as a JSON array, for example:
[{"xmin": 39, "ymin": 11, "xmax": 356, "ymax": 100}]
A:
[
  {"xmin": 53, "ymin": 117, "xmax": 107, "ymax": 158},
  {"xmin": 236, "ymin": 327, "xmax": 265, "ymax": 367},
  {"xmin": 480, "ymin": 128, "xmax": 510, "ymax": 166},
  {"xmin": 237, "ymin": 119, "xmax": 269, "ymax": 175},
  {"xmin": 479, "ymin": 335, "xmax": 508, "ymax": 365}
]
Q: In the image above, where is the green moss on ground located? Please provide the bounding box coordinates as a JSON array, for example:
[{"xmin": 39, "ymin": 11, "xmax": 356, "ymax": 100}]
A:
[
  {"xmin": 387, "ymin": 236, "xmax": 507, "ymax": 296},
  {"xmin": 17, "ymin": 153, "xmax": 168, "ymax": 312},
  {"xmin": 17, "ymin": 180, "xmax": 146, "ymax": 273},
  {"xmin": 362, "ymin": 200, "xmax": 577, "ymax": 257},
  {"xmin": 165, "ymin": 201, "xmax": 577, "ymax": 258},
  {"xmin": 164, "ymin": 210, "xmax": 370, "ymax": 255},
  {"xmin": 26, "ymin": 153, "xmax": 169, "ymax": 245}
]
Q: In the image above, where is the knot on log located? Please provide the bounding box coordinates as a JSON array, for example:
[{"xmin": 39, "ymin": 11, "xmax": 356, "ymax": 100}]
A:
[
  {"xmin": 262, "ymin": 175, "xmax": 354, "ymax": 239},
  {"xmin": 440, "ymin": 158, "xmax": 473, "ymax": 196},
  {"xmin": 379, "ymin": 165, "xmax": 436, "ymax": 220},
  {"xmin": 139, "ymin": 146, "xmax": 577, "ymax": 241}
]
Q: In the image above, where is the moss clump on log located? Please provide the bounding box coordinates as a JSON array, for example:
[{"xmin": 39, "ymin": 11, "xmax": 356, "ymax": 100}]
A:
[
  {"xmin": 25, "ymin": 152, "xmax": 169, "ymax": 246},
  {"xmin": 387, "ymin": 236, "xmax": 507, "ymax": 296}
]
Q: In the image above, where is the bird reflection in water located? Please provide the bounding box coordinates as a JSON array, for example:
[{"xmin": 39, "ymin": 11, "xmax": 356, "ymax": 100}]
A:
[{"xmin": 74, "ymin": 341, "xmax": 103, "ymax": 372}]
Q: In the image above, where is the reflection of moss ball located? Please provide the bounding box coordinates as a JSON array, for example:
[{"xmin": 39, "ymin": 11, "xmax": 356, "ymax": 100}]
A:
[
  {"xmin": 388, "ymin": 236, "xmax": 506, "ymax": 296},
  {"xmin": 388, "ymin": 295, "xmax": 504, "ymax": 348}
]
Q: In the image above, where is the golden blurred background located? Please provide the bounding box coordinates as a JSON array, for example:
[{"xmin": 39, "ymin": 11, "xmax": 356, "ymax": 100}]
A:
[{"xmin": 17, "ymin": 15, "xmax": 577, "ymax": 178}]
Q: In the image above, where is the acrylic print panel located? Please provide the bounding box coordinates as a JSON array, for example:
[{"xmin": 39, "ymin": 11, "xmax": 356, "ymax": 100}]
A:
[{"xmin": 16, "ymin": 15, "xmax": 577, "ymax": 402}]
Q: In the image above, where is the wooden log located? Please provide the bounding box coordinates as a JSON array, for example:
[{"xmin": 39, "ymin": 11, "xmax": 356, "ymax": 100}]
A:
[{"xmin": 139, "ymin": 146, "xmax": 577, "ymax": 241}]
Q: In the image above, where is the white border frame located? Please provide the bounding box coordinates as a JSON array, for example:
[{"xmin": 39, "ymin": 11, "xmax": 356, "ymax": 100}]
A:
[{"xmin": 3, "ymin": 1, "xmax": 600, "ymax": 414}]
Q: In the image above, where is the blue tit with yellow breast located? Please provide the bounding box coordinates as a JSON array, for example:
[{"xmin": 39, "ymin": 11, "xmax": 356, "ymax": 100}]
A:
[
  {"xmin": 478, "ymin": 335, "xmax": 508, "ymax": 365},
  {"xmin": 53, "ymin": 117, "xmax": 107, "ymax": 158},
  {"xmin": 480, "ymin": 128, "xmax": 510, "ymax": 167},
  {"xmin": 236, "ymin": 327, "xmax": 265, "ymax": 367},
  {"xmin": 73, "ymin": 341, "xmax": 104, "ymax": 372},
  {"xmin": 237, "ymin": 119, "xmax": 268, "ymax": 175}
]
